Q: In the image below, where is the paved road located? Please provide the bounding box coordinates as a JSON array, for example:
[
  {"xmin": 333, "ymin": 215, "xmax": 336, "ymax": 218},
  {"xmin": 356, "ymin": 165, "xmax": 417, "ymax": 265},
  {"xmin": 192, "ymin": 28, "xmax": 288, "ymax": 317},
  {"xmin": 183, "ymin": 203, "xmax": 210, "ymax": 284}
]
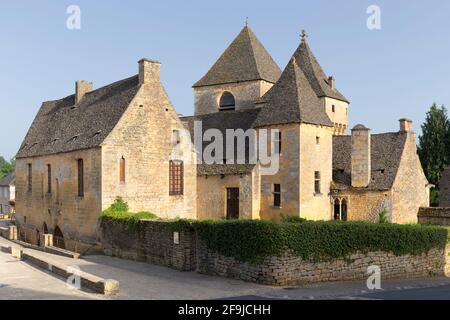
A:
[
  {"xmin": 0, "ymin": 236, "xmax": 449, "ymax": 300},
  {"xmin": 0, "ymin": 250, "xmax": 101, "ymax": 300}
]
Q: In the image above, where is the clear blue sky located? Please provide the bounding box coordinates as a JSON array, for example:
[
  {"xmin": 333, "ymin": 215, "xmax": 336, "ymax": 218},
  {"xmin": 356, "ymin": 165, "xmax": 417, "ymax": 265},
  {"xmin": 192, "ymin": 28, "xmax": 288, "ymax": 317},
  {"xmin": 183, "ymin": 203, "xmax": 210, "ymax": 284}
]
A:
[{"xmin": 1, "ymin": 0, "xmax": 450, "ymax": 160}]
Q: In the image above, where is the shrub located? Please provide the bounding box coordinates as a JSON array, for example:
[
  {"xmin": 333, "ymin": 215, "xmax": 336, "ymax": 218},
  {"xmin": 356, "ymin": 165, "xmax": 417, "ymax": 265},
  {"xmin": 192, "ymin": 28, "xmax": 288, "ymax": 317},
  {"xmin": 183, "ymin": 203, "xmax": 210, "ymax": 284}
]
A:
[
  {"xmin": 378, "ymin": 210, "xmax": 389, "ymax": 224},
  {"xmin": 281, "ymin": 215, "xmax": 307, "ymax": 224},
  {"xmin": 195, "ymin": 220, "xmax": 448, "ymax": 264},
  {"xmin": 100, "ymin": 197, "xmax": 157, "ymax": 228}
]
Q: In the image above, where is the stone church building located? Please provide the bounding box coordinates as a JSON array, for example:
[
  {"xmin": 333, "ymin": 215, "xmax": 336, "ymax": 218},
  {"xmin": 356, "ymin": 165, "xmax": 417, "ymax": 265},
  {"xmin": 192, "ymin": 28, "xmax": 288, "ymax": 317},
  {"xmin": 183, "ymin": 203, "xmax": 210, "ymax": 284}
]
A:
[{"xmin": 15, "ymin": 25, "xmax": 430, "ymax": 250}]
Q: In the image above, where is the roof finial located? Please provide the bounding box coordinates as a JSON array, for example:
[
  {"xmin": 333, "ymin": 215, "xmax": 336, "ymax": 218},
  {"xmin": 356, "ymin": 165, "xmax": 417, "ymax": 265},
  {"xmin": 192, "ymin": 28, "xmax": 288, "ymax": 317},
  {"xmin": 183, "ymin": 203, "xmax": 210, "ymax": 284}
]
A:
[
  {"xmin": 301, "ymin": 29, "xmax": 308, "ymax": 43},
  {"xmin": 245, "ymin": 17, "xmax": 248, "ymax": 27}
]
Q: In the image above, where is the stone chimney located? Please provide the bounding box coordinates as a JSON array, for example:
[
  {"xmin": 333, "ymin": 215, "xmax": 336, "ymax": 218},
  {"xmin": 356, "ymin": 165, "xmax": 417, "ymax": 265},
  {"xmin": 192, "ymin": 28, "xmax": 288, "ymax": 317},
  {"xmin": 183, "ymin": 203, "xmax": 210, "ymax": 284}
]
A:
[
  {"xmin": 351, "ymin": 124, "xmax": 371, "ymax": 188},
  {"xmin": 328, "ymin": 76, "xmax": 335, "ymax": 90},
  {"xmin": 75, "ymin": 80, "xmax": 93, "ymax": 104},
  {"xmin": 399, "ymin": 118, "xmax": 413, "ymax": 133},
  {"xmin": 138, "ymin": 58, "xmax": 161, "ymax": 85}
]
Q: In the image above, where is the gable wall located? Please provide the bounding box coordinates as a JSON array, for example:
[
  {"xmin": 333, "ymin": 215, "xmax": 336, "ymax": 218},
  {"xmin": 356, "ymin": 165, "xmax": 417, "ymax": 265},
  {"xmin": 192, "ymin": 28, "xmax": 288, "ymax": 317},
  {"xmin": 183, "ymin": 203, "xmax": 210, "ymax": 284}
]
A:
[
  {"xmin": 391, "ymin": 132, "xmax": 429, "ymax": 224},
  {"xmin": 101, "ymin": 84, "xmax": 197, "ymax": 219}
]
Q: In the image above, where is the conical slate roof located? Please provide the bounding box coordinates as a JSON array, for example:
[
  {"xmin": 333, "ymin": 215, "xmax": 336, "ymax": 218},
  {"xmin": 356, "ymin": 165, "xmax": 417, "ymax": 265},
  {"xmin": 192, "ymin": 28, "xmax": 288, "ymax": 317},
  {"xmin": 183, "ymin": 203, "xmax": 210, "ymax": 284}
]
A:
[
  {"xmin": 193, "ymin": 26, "xmax": 281, "ymax": 87},
  {"xmin": 292, "ymin": 37, "xmax": 349, "ymax": 103},
  {"xmin": 254, "ymin": 57, "xmax": 333, "ymax": 128}
]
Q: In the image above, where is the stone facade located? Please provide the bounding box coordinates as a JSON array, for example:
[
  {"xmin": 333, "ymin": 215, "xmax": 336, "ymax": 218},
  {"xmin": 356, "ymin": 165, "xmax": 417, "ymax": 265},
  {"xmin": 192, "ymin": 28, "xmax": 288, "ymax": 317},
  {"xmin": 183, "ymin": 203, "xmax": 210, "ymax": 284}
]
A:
[
  {"xmin": 194, "ymin": 80, "xmax": 273, "ymax": 116},
  {"xmin": 418, "ymin": 207, "xmax": 450, "ymax": 226},
  {"xmin": 439, "ymin": 166, "xmax": 450, "ymax": 207},
  {"xmin": 0, "ymin": 173, "xmax": 14, "ymax": 214},
  {"xmin": 15, "ymin": 59, "xmax": 197, "ymax": 251}
]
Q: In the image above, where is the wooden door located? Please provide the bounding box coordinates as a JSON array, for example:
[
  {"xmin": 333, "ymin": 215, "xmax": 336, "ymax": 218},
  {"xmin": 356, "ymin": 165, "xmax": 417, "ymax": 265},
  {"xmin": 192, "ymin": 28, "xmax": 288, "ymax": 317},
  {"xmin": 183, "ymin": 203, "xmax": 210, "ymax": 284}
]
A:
[{"xmin": 226, "ymin": 188, "xmax": 239, "ymax": 220}]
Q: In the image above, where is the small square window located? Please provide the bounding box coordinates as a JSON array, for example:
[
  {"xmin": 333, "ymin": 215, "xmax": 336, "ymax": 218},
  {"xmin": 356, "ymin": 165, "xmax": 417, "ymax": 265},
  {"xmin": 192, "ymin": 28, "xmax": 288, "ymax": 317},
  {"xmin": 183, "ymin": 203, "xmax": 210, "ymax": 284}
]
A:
[{"xmin": 332, "ymin": 105, "xmax": 336, "ymax": 112}]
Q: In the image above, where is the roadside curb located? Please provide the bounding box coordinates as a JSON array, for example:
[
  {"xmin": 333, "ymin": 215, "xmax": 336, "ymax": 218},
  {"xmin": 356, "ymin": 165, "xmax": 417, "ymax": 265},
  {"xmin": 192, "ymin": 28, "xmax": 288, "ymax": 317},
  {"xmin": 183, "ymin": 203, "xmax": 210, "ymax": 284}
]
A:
[{"xmin": 0, "ymin": 243, "xmax": 119, "ymax": 296}]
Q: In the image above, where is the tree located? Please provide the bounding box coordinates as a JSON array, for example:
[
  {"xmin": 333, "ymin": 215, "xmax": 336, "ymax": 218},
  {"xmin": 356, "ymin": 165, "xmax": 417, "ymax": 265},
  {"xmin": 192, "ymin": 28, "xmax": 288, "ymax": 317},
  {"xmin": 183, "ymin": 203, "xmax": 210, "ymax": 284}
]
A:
[
  {"xmin": 418, "ymin": 103, "xmax": 449, "ymax": 185},
  {"xmin": 0, "ymin": 157, "xmax": 15, "ymax": 179}
]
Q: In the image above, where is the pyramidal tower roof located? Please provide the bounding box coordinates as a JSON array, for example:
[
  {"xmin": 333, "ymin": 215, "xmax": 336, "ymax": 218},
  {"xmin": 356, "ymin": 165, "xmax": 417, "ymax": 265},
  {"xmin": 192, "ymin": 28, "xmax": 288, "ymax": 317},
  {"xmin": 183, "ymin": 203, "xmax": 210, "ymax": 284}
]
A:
[
  {"xmin": 193, "ymin": 25, "xmax": 281, "ymax": 87},
  {"xmin": 292, "ymin": 31, "xmax": 349, "ymax": 103},
  {"xmin": 254, "ymin": 56, "xmax": 333, "ymax": 128}
]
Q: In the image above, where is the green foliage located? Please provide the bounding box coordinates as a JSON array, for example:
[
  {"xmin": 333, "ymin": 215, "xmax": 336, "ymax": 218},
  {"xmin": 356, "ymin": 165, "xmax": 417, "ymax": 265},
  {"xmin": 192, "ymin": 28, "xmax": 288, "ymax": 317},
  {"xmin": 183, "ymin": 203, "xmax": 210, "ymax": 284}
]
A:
[
  {"xmin": 109, "ymin": 196, "xmax": 129, "ymax": 212},
  {"xmin": 378, "ymin": 210, "xmax": 389, "ymax": 224},
  {"xmin": 195, "ymin": 220, "xmax": 448, "ymax": 264},
  {"xmin": 430, "ymin": 188, "xmax": 440, "ymax": 207},
  {"xmin": 418, "ymin": 103, "xmax": 450, "ymax": 186},
  {"xmin": 100, "ymin": 197, "xmax": 156, "ymax": 228},
  {"xmin": 0, "ymin": 157, "xmax": 15, "ymax": 179},
  {"xmin": 281, "ymin": 215, "xmax": 307, "ymax": 223}
]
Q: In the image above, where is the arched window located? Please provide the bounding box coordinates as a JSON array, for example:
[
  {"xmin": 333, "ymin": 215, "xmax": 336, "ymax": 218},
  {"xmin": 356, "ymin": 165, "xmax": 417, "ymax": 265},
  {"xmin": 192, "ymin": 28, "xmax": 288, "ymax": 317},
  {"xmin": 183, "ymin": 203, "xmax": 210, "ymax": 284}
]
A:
[
  {"xmin": 219, "ymin": 92, "xmax": 235, "ymax": 111},
  {"xmin": 341, "ymin": 199, "xmax": 348, "ymax": 221},
  {"xmin": 53, "ymin": 226, "xmax": 65, "ymax": 249},
  {"xmin": 43, "ymin": 222, "xmax": 48, "ymax": 234}
]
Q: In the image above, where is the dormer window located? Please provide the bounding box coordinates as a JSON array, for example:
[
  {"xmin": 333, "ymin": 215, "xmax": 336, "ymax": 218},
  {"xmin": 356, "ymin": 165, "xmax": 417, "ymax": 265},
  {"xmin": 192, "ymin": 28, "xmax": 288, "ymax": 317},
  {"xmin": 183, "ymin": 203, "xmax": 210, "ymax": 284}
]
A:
[{"xmin": 219, "ymin": 92, "xmax": 235, "ymax": 111}]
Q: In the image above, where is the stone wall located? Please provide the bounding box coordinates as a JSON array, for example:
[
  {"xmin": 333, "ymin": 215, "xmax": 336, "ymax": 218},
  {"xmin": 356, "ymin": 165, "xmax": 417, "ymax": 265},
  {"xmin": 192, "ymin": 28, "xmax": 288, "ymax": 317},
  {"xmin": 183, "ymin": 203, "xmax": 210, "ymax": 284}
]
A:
[
  {"xmin": 439, "ymin": 166, "xmax": 450, "ymax": 207},
  {"xmin": 100, "ymin": 219, "xmax": 196, "ymax": 271},
  {"xmin": 100, "ymin": 219, "xmax": 449, "ymax": 285},
  {"xmin": 198, "ymin": 243, "xmax": 446, "ymax": 286},
  {"xmin": 418, "ymin": 207, "xmax": 450, "ymax": 226},
  {"xmin": 15, "ymin": 148, "xmax": 103, "ymax": 251}
]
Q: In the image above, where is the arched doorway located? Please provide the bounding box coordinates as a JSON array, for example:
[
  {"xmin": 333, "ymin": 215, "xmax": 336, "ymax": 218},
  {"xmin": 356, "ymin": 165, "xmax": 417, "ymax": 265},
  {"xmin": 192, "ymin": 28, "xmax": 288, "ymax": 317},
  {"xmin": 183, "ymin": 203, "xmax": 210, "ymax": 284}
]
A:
[
  {"xmin": 36, "ymin": 229, "xmax": 40, "ymax": 247},
  {"xmin": 43, "ymin": 222, "xmax": 48, "ymax": 234},
  {"xmin": 334, "ymin": 199, "xmax": 341, "ymax": 221},
  {"xmin": 53, "ymin": 226, "xmax": 65, "ymax": 249}
]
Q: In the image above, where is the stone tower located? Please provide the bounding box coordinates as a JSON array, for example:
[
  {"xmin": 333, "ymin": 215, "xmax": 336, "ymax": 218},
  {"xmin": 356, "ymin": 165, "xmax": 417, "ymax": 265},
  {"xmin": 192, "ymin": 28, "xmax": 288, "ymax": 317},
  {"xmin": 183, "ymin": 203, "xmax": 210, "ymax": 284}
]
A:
[
  {"xmin": 292, "ymin": 31, "xmax": 350, "ymax": 135},
  {"xmin": 193, "ymin": 25, "xmax": 281, "ymax": 115},
  {"xmin": 351, "ymin": 124, "xmax": 371, "ymax": 188}
]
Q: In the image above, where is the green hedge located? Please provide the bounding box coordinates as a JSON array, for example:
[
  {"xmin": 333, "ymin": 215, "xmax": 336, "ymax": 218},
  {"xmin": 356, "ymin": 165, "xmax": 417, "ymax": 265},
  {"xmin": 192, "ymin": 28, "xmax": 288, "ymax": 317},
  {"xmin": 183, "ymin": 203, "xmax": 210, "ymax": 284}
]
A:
[{"xmin": 195, "ymin": 220, "xmax": 448, "ymax": 264}]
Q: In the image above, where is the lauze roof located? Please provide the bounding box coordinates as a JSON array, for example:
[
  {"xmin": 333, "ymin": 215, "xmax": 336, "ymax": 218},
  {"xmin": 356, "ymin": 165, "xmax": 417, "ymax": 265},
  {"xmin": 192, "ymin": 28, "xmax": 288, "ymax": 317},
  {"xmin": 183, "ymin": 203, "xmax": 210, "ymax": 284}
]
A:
[
  {"xmin": 0, "ymin": 172, "xmax": 15, "ymax": 187},
  {"xmin": 332, "ymin": 132, "xmax": 408, "ymax": 191},
  {"xmin": 193, "ymin": 26, "xmax": 282, "ymax": 87},
  {"xmin": 16, "ymin": 76, "xmax": 140, "ymax": 159}
]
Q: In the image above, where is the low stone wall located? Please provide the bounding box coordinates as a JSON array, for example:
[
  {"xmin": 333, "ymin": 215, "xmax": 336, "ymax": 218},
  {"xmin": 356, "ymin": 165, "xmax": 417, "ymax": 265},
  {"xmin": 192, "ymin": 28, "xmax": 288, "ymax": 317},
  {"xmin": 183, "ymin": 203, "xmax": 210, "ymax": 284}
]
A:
[
  {"xmin": 197, "ymin": 241, "xmax": 446, "ymax": 286},
  {"xmin": 100, "ymin": 220, "xmax": 449, "ymax": 286},
  {"xmin": 100, "ymin": 219, "xmax": 196, "ymax": 271},
  {"xmin": 418, "ymin": 207, "xmax": 450, "ymax": 226}
]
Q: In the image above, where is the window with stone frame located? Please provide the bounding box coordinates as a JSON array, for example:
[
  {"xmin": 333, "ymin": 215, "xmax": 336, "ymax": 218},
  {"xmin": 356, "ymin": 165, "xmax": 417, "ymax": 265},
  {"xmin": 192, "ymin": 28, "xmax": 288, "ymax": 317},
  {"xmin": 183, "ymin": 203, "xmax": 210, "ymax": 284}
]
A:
[
  {"xmin": 120, "ymin": 157, "xmax": 126, "ymax": 183},
  {"xmin": 169, "ymin": 160, "xmax": 184, "ymax": 196},
  {"xmin": 273, "ymin": 184, "xmax": 281, "ymax": 207},
  {"xmin": 274, "ymin": 131, "xmax": 282, "ymax": 154},
  {"xmin": 219, "ymin": 92, "xmax": 235, "ymax": 111},
  {"xmin": 47, "ymin": 164, "xmax": 52, "ymax": 194},
  {"xmin": 77, "ymin": 159, "xmax": 84, "ymax": 197},
  {"xmin": 27, "ymin": 163, "xmax": 32, "ymax": 192},
  {"xmin": 314, "ymin": 171, "xmax": 321, "ymax": 194}
]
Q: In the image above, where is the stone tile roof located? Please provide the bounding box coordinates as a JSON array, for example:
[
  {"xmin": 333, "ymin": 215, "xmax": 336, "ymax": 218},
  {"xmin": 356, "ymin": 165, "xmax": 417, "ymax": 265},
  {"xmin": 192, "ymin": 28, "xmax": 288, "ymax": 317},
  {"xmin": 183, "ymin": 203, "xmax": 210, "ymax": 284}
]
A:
[
  {"xmin": 16, "ymin": 75, "xmax": 140, "ymax": 159},
  {"xmin": 332, "ymin": 132, "xmax": 408, "ymax": 191},
  {"xmin": 254, "ymin": 58, "xmax": 334, "ymax": 128},
  {"xmin": 180, "ymin": 109, "xmax": 260, "ymax": 175},
  {"xmin": 293, "ymin": 39, "xmax": 349, "ymax": 103},
  {"xmin": 0, "ymin": 172, "xmax": 15, "ymax": 187},
  {"xmin": 193, "ymin": 26, "xmax": 281, "ymax": 87}
]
